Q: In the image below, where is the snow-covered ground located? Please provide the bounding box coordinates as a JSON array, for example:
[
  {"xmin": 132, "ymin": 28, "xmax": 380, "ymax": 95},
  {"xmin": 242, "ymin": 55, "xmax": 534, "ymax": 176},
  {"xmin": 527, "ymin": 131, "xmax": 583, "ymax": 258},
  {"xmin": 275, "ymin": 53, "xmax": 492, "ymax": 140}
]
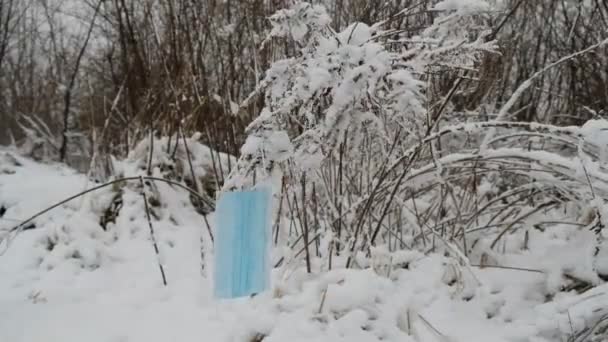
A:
[{"xmin": 1, "ymin": 148, "xmax": 607, "ymax": 342}]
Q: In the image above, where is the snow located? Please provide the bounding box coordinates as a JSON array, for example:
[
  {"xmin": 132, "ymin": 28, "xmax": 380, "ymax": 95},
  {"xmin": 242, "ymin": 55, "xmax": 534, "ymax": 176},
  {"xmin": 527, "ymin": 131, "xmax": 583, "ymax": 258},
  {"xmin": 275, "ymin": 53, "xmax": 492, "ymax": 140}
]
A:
[
  {"xmin": 2, "ymin": 0, "xmax": 608, "ymax": 340},
  {"xmin": 240, "ymin": 131, "xmax": 293, "ymax": 163},
  {"xmin": 1, "ymin": 147, "xmax": 607, "ymax": 341},
  {"xmin": 580, "ymin": 119, "xmax": 608, "ymax": 162},
  {"xmin": 337, "ymin": 23, "xmax": 373, "ymax": 45},
  {"xmin": 434, "ymin": 0, "xmax": 491, "ymax": 13},
  {"xmin": 268, "ymin": 2, "xmax": 331, "ymax": 42}
]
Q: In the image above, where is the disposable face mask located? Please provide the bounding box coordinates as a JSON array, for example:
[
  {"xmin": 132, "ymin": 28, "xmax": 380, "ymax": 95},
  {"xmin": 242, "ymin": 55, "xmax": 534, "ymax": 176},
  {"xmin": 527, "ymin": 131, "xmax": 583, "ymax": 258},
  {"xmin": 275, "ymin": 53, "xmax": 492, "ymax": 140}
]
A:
[{"xmin": 213, "ymin": 189, "xmax": 272, "ymax": 299}]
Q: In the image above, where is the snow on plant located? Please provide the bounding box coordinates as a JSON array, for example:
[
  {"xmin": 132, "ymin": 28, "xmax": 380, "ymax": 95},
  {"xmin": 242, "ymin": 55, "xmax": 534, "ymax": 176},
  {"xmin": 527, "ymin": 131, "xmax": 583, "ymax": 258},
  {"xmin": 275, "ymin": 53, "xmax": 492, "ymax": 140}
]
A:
[
  {"xmin": 266, "ymin": 2, "xmax": 331, "ymax": 42},
  {"xmin": 3, "ymin": 2, "xmax": 608, "ymax": 340},
  {"xmin": 411, "ymin": 0, "xmax": 496, "ymax": 73},
  {"xmin": 227, "ymin": 0, "xmax": 497, "ymax": 189},
  {"xmin": 223, "ymin": 0, "xmax": 516, "ymax": 285},
  {"xmin": 224, "ymin": 2, "xmax": 608, "ymax": 308}
]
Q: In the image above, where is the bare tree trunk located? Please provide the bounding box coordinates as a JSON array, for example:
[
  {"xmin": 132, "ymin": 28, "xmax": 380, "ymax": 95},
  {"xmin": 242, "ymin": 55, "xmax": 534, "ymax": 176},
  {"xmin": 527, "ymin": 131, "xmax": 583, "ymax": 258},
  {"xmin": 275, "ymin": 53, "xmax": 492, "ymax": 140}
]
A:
[{"xmin": 59, "ymin": 0, "xmax": 104, "ymax": 162}]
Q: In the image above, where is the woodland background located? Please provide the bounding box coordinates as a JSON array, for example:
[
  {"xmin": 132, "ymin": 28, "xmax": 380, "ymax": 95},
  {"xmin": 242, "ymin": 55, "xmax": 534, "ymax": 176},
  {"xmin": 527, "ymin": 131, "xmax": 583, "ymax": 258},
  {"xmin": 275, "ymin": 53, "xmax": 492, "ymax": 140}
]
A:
[{"xmin": 1, "ymin": 0, "xmax": 606, "ymax": 169}]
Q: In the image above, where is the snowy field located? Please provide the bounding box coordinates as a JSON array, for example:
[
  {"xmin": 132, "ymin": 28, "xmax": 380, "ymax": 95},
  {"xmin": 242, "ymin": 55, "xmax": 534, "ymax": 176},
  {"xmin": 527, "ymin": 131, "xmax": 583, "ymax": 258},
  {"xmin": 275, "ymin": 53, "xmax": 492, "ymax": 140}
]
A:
[
  {"xmin": 1, "ymin": 148, "xmax": 607, "ymax": 342},
  {"xmin": 2, "ymin": 0, "xmax": 608, "ymax": 340}
]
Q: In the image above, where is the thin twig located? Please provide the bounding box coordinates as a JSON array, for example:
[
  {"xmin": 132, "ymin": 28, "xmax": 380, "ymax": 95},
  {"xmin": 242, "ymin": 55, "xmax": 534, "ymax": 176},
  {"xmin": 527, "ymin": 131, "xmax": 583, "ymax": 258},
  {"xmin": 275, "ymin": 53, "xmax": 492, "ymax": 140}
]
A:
[{"xmin": 139, "ymin": 176, "xmax": 167, "ymax": 286}]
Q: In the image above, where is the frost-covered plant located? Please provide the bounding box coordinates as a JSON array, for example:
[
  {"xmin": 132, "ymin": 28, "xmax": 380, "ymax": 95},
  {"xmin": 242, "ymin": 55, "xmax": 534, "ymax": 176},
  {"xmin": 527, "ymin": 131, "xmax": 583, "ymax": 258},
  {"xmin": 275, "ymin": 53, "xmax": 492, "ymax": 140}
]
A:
[
  {"xmin": 15, "ymin": 113, "xmax": 91, "ymax": 172},
  {"xmin": 222, "ymin": 0, "xmax": 507, "ymax": 279},
  {"xmin": 223, "ymin": 1, "xmax": 608, "ymax": 300},
  {"xmin": 227, "ymin": 0, "xmax": 496, "ymax": 189},
  {"xmin": 266, "ymin": 2, "xmax": 331, "ymax": 42}
]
